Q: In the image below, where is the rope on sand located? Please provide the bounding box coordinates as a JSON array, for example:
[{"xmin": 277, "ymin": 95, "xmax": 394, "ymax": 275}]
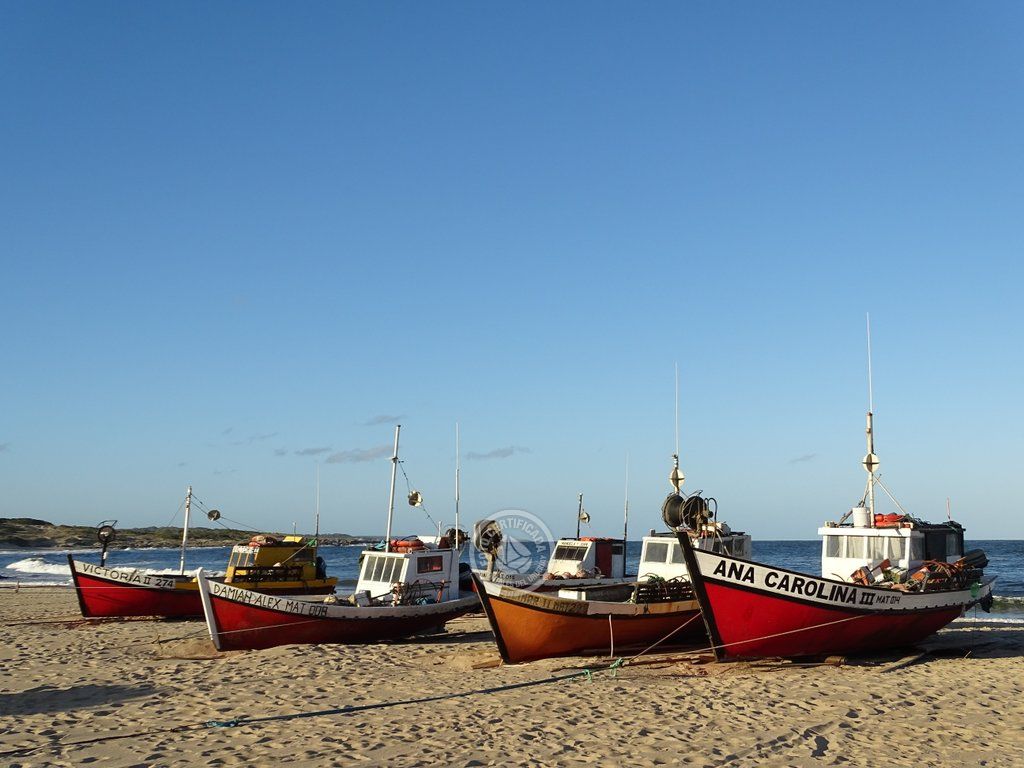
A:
[{"xmin": 0, "ymin": 661, "xmax": 623, "ymax": 759}]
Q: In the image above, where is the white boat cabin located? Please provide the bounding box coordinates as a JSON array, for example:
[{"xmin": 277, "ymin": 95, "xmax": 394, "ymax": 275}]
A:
[
  {"xmin": 820, "ymin": 509, "xmax": 966, "ymax": 583},
  {"xmin": 544, "ymin": 537, "xmax": 627, "ymax": 580},
  {"xmin": 354, "ymin": 538, "xmax": 461, "ymax": 606},
  {"xmin": 639, "ymin": 523, "xmax": 752, "ymax": 581}
]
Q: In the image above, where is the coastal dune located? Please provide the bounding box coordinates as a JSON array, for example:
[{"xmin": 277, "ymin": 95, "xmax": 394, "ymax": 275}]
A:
[{"xmin": 1, "ymin": 587, "xmax": 1022, "ymax": 767}]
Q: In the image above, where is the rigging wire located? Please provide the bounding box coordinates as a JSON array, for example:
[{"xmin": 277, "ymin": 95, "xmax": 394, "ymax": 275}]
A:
[{"xmin": 398, "ymin": 461, "xmax": 442, "ymax": 533}]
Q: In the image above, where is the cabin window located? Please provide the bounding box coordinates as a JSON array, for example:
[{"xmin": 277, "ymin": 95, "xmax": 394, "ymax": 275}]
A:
[
  {"xmin": 946, "ymin": 533, "xmax": 962, "ymax": 559},
  {"xmin": 417, "ymin": 555, "xmax": 444, "ymax": 574},
  {"xmin": 644, "ymin": 542, "xmax": 669, "ymax": 563},
  {"xmin": 887, "ymin": 538, "xmax": 905, "ymax": 561},
  {"xmin": 868, "ymin": 538, "xmax": 888, "ymax": 561},
  {"xmin": 924, "ymin": 531, "xmax": 948, "ymax": 561},
  {"xmin": 611, "ymin": 542, "xmax": 624, "ymax": 555},
  {"xmin": 385, "ymin": 559, "xmax": 403, "ymax": 583},
  {"xmin": 670, "ymin": 543, "xmax": 686, "ymax": 563},
  {"xmin": 552, "ymin": 544, "xmax": 587, "ymax": 562},
  {"xmin": 371, "ymin": 557, "xmax": 387, "ymax": 582},
  {"xmin": 845, "ymin": 537, "xmax": 866, "ymax": 559},
  {"xmin": 910, "ymin": 537, "xmax": 924, "ymax": 560},
  {"xmin": 825, "ymin": 536, "xmax": 842, "ymax": 558}
]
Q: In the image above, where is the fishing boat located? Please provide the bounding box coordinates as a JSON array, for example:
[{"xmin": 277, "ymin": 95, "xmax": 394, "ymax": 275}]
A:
[
  {"xmin": 675, "ymin": 320, "xmax": 995, "ymax": 660},
  {"xmin": 197, "ymin": 425, "xmax": 479, "ymax": 650},
  {"xmin": 474, "ymin": 470, "xmax": 752, "ymax": 594},
  {"xmin": 68, "ymin": 487, "xmax": 337, "ymax": 619},
  {"xmin": 473, "ymin": 455, "xmax": 751, "ymax": 663}
]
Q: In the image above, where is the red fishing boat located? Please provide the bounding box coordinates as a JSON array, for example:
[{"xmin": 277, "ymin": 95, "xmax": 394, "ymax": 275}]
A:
[
  {"xmin": 473, "ymin": 456, "xmax": 751, "ymax": 663},
  {"xmin": 68, "ymin": 487, "xmax": 337, "ymax": 619},
  {"xmin": 472, "ymin": 574, "xmax": 702, "ymax": 663},
  {"xmin": 675, "ymin": 321, "xmax": 996, "ymax": 660},
  {"xmin": 197, "ymin": 425, "xmax": 478, "ymax": 650}
]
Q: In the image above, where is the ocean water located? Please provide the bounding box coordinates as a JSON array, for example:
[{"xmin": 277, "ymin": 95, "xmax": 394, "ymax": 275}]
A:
[{"xmin": 3, "ymin": 539, "xmax": 1021, "ymax": 621}]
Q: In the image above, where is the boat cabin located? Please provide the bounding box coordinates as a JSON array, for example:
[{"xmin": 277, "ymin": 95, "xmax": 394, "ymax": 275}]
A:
[
  {"xmin": 820, "ymin": 510, "xmax": 965, "ymax": 583},
  {"xmin": 225, "ymin": 535, "xmax": 328, "ymax": 584},
  {"xmin": 354, "ymin": 537, "xmax": 461, "ymax": 606},
  {"xmin": 638, "ymin": 523, "xmax": 752, "ymax": 581},
  {"xmin": 544, "ymin": 537, "xmax": 626, "ymax": 580}
]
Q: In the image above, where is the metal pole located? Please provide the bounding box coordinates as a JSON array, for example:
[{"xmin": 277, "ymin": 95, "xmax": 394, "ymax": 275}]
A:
[
  {"xmin": 455, "ymin": 423, "xmax": 460, "ymax": 549},
  {"xmin": 622, "ymin": 453, "xmax": 629, "ymax": 545},
  {"xmin": 315, "ymin": 462, "xmax": 320, "ymax": 541},
  {"xmin": 179, "ymin": 485, "xmax": 192, "ymax": 575},
  {"xmin": 384, "ymin": 425, "xmax": 401, "ymax": 553},
  {"xmin": 576, "ymin": 493, "xmax": 583, "ymax": 540}
]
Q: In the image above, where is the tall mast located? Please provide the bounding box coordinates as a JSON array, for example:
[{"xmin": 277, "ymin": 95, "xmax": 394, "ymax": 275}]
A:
[
  {"xmin": 576, "ymin": 493, "xmax": 584, "ymax": 539},
  {"xmin": 315, "ymin": 462, "xmax": 320, "ymax": 541},
  {"xmin": 455, "ymin": 423, "xmax": 461, "ymax": 551},
  {"xmin": 674, "ymin": 362, "xmax": 680, "ymax": 458},
  {"xmin": 384, "ymin": 425, "xmax": 401, "ymax": 552},
  {"xmin": 178, "ymin": 485, "xmax": 192, "ymax": 575},
  {"xmin": 622, "ymin": 452, "xmax": 630, "ymax": 544},
  {"xmin": 670, "ymin": 363, "xmax": 685, "ymax": 494},
  {"xmin": 862, "ymin": 314, "xmax": 879, "ymax": 524}
]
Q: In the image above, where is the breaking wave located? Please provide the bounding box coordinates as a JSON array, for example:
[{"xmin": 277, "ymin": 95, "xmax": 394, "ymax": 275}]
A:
[{"xmin": 5, "ymin": 557, "xmax": 72, "ymax": 576}]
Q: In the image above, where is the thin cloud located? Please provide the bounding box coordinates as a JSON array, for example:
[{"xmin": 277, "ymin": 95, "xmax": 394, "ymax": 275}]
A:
[
  {"xmin": 466, "ymin": 446, "xmax": 530, "ymax": 461},
  {"xmin": 213, "ymin": 469, "xmax": 237, "ymax": 475},
  {"xmin": 221, "ymin": 427, "xmax": 234, "ymax": 436},
  {"xmin": 273, "ymin": 447, "xmax": 288, "ymax": 457},
  {"xmin": 788, "ymin": 453, "xmax": 818, "ymax": 465},
  {"xmin": 248, "ymin": 432, "xmax": 278, "ymax": 442},
  {"xmin": 363, "ymin": 414, "xmax": 404, "ymax": 426},
  {"xmin": 177, "ymin": 461, "xmax": 187, "ymax": 467},
  {"xmin": 326, "ymin": 445, "xmax": 392, "ymax": 464},
  {"xmin": 295, "ymin": 447, "xmax": 332, "ymax": 457},
  {"xmin": 0, "ymin": 443, "xmax": 9, "ymax": 452}
]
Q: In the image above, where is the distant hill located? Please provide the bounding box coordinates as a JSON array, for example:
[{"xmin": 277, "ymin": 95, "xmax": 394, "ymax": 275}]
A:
[{"xmin": 0, "ymin": 518, "xmax": 377, "ymax": 549}]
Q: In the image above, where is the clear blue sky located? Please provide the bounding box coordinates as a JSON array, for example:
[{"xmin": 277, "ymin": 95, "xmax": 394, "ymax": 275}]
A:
[{"xmin": 2, "ymin": 3, "xmax": 1022, "ymax": 539}]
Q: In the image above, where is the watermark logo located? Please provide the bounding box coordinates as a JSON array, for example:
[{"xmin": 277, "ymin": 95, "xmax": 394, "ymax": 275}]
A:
[{"xmin": 470, "ymin": 509, "xmax": 553, "ymax": 591}]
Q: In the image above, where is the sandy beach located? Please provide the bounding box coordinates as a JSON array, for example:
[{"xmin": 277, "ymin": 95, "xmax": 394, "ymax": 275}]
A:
[{"xmin": 1, "ymin": 586, "xmax": 1022, "ymax": 767}]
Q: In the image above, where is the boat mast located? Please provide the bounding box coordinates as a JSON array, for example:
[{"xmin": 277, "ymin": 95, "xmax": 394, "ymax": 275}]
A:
[
  {"xmin": 384, "ymin": 425, "xmax": 401, "ymax": 553},
  {"xmin": 622, "ymin": 452, "xmax": 630, "ymax": 544},
  {"xmin": 315, "ymin": 462, "xmax": 320, "ymax": 541},
  {"xmin": 863, "ymin": 314, "xmax": 879, "ymax": 525},
  {"xmin": 178, "ymin": 485, "xmax": 192, "ymax": 575},
  {"xmin": 670, "ymin": 363, "xmax": 685, "ymax": 494},
  {"xmin": 576, "ymin": 493, "xmax": 584, "ymax": 539},
  {"xmin": 455, "ymin": 423, "xmax": 460, "ymax": 550}
]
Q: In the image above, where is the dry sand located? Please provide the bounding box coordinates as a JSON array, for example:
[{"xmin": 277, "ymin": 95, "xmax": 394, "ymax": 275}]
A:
[{"xmin": 1, "ymin": 587, "xmax": 1022, "ymax": 767}]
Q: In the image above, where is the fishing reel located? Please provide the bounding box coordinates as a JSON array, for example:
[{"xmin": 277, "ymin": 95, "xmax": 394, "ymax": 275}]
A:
[
  {"xmin": 661, "ymin": 492, "xmax": 712, "ymax": 531},
  {"xmin": 96, "ymin": 520, "xmax": 117, "ymax": 566},
  {"xmin": 443, "ymin": 527, "xmax": 469, "ymax": 548},
  {"xmin": 473, "ymin": 519, "xmax": 503, "ymax": 556}
]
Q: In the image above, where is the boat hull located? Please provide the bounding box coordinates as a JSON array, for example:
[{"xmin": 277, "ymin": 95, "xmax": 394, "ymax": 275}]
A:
[
  {"xmin": 473, "ymin": 574, "xmax": 704, "ymax": 663},
  {"xmin": 68, "ymin": 557, "xmax": 336, "ymax": 619},
  {"xmin": 676, "ymin": 538, "xmax": 995, "ymax": 660},
  {"xmin": 199, "ymin": 577, "xmax": 480, "ymax": 650}
]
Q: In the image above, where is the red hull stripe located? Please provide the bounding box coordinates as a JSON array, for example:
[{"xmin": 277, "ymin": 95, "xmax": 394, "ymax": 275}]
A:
[
  {"xmin": 73, "ymin": 571, "xmax": 202, "ymax": 618},
  {"xmin": 200, "ymin": 580, "xmax": 479, "ymax": 650},
  {"xmin": 704, "ymin": 580, "xmax": 963, "ymax": 659}
]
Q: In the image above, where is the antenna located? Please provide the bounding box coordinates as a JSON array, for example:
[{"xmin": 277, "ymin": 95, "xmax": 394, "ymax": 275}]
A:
[
  {"xmin": 946, "ymin": 496, "xmax": 952, "ymax": 522},
  {"xmin": 455, "ymin": 422, "xmax": 461, "ymax": 551},
  {"xmin": 622, "ymin": 452, "xmax": 630, "ymax": 545},
  {"xmin": 862, "ymin": 314, "xmax": 879, "ymax": 523},
  {"xmin": 674, "ymin": 362, "xmax": 680, "ymax": 457},
  {"xmin": 866, "ymin": 313, "xmax": 874, "ymax": 413},
  {"xmin": 315, "ymin": 462, "xmax": 320, "ymax": 541}
]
